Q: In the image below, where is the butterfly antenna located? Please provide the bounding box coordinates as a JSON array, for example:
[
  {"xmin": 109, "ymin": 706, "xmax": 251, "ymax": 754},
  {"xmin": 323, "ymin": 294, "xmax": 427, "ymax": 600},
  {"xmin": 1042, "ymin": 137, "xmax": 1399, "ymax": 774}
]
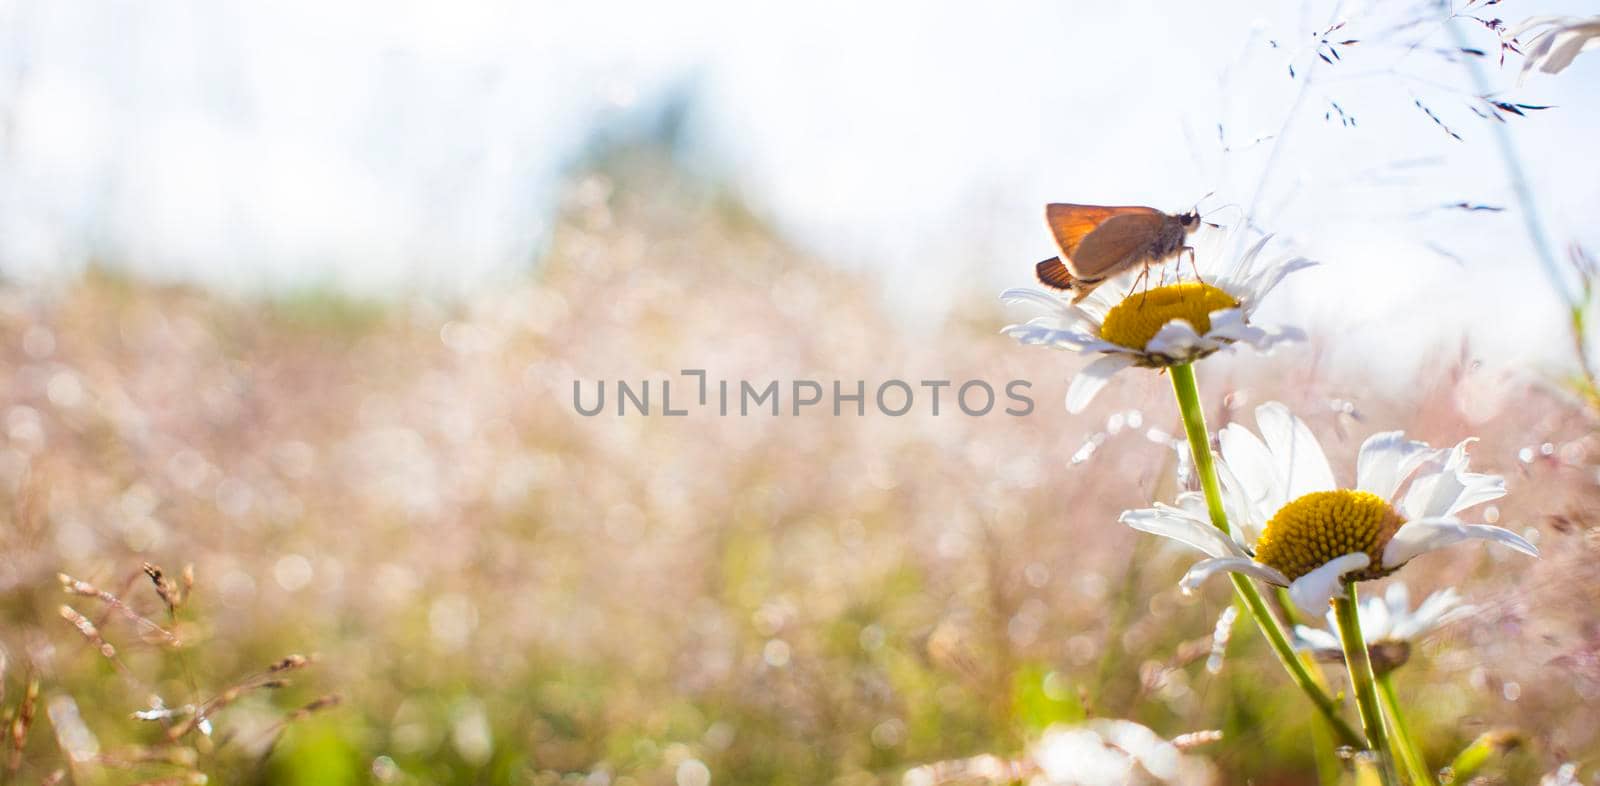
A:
[{"xmin": 1201, "ymin": 201, "xmax": 1244, "ymax": 225}]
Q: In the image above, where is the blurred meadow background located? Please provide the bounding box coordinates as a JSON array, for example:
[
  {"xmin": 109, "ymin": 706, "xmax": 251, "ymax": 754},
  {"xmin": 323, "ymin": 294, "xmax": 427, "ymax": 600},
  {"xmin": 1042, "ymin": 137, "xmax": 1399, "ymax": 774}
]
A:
[{"xmin": 3, "ymin": 0, "xmax": 1600, "ymax": 784}]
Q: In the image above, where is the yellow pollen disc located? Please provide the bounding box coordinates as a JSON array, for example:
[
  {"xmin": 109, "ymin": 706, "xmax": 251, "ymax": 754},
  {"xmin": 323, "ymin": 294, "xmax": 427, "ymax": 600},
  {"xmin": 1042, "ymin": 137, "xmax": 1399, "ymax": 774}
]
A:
[
  {"xmin": 1253, "ymin": 490, "xmax": 1407, "ymax": 583},
  {"xmin": 1098, "ymin": 282, "xmax": 1239, "ymax": 350}
]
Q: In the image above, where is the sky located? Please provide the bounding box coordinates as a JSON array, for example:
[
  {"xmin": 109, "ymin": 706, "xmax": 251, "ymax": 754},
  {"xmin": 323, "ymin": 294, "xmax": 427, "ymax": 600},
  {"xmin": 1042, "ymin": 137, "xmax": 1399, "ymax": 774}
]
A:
[{"xmin": 1, "ymin": 0, "xmax": 1598, "ymax": 375}]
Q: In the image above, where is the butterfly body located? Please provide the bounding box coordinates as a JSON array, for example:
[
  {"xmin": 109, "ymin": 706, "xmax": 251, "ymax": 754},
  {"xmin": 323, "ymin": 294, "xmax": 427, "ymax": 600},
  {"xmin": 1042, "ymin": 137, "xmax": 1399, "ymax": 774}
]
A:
[{"xmin": 1036, "ymin": 203, "xmax": 1200, "ymax": 302}]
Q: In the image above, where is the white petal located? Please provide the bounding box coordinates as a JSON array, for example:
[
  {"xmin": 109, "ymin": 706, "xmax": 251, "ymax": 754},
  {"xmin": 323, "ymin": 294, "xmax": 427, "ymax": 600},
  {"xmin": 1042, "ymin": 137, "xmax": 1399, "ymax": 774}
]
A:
[
  {"xmin": 1287, "ymin": 552, "xmax": 1371, "ymax": 618},
  {"xmin": 1392, "ymin": 588, "xmax": 1466, "ymax": 640},
  {"xmin": 1356, "ymin": 431, "xmax": 1435, "ymax": 501},
  {"xmin": 1064, "ymin": 337, "xmax": 1133, "ymax": 354},
  {"xmin": 1244, "ymin": 324, "xmax": 1307, "ymax": 353},
  {"xmin": 1382, "ymin": 518, "xmax": 1540, "ymax": 568},
  {"xmin": 1180, "ymin": 557, "xmax": 1289, "ymax": 595},
  {"xmin": 1400, "ymin": 439, "xmax": 1506, "ymax": 519},
  {"xmin": 1255, "ymin": 402, "xmax": 1338, "ymax": 498},
  {"xmin": 1120, "ymin": 505, "xmax": 1245, "ymax": 559},
  {"xmin": 1294, "ymin": 625, "xmax": 1342, "ymax": 652},
  {"xmin": 1219, "ymin": 423, "xmax": 1287, "ymax": 521},
  {"xmin": 1449, "ymin": 477, "xmax": 1507, "ymax": 516},
  {"xmin": 1321, "ymin": 606, "xmax": 1340, "ymax": 634},
  {"xmin": 1000, "ymin": 287, "xmax": 1072, "ymax": 313},
  {"xmin": 1145, "ymin": 319, "xmax": 1212, "ymax": 358},
  {"xmin": 1383, "ymin": 582, "xmax": 1412, "ymax": 617},
  {"xmin": 1175, "ymin": 491, "xmax": 1209, "ymax": 518},
  {"xmin": 1211, "ymin": 459, "xmax": 1267, "ymax": 548},
  {"xmin": 1215, "ymin": 233, "xmax": 1275, "ymax": 292},
  {"xmin": 1360, "ymin": 591, "xmax": 1393, "ymax": 641},
  {"xmin": 1065, "ymin": 354, "xmax": 1137, "ymax": 413},
  {"xmin": 1434, "ymin": 600, "xmax": 1478, "ymax": 628},
  {"xmin": 1202, "ymin": 306, "xmax": 1245, "ymax": 331},
  {"xmin": 1000, "ymin": 288, "xmax": 1105, "ymax": 338},
  {"xmin": 1001, "ymin": 320, "xmax": 1116, "ymax": 352},
  {"xmin": 1207, "ymin": 311, "xmax": 1304, "ymax": 356},
  {"xmin": 1210, "ymin": 320, "xmax": 1308, "ymax": 356},
  {"xmin": 1240, "ymin": 256, "xmax": 1317, "ymax": 308}
]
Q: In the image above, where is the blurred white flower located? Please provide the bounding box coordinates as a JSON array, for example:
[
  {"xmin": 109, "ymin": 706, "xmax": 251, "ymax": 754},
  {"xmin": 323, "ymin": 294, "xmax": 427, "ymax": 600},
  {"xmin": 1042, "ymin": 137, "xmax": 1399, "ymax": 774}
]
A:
[
  {"xmin": 1121, "ymin": 403, "xmax": 1538, "ymax": 616},
  {"xmin": 1512, "ymin": 16, "xmax": 1600, "ymax": 80},
  {"xmin": 1001, "ymin": 235, "xmax": 1311, "ymax": 413},
  {"xmin": 1292, "ymin": 582, "xmax": 1474, "ymax": 673},
  {"xmin": 901, "ymin": 720, "xmax": 1215, "ymax": 786},
  {"xmin": 1539, "ymin": 762, "xmax": 1580, "ymax": 786},
  {"xmin": 1030, "ymin": 720, "xmax": 1215, "ymax": 786}
]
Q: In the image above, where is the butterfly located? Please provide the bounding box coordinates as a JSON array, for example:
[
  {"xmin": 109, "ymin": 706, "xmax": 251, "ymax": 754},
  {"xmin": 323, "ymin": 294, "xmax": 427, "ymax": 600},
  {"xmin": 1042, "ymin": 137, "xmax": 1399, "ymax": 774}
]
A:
[{"xmin": 1035, "ymin": 204, "xmax": 1201, "ymax": 302}]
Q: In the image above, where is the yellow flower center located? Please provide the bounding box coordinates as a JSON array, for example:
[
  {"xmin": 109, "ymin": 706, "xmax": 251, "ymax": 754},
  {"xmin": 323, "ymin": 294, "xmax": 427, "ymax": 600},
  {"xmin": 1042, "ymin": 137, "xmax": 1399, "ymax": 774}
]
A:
[
  {"xmin": 1099, "ymin": 282, "xmax": 1238, "ymax": 350},
  {"xmin": 1252, "ymin": 490, "xmax": 1406, "ymax": 583}
]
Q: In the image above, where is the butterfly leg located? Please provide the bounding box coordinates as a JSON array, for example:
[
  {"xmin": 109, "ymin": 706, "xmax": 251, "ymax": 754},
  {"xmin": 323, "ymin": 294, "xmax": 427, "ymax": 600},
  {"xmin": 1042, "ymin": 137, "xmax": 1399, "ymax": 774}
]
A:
[
  {"xmin": 1183, "ymin": 246, "xmax": 1203, "ymax": 283},
  {"xmin": 1133, "ymin": 263, "xmax": 1154, "ymax": 305}
]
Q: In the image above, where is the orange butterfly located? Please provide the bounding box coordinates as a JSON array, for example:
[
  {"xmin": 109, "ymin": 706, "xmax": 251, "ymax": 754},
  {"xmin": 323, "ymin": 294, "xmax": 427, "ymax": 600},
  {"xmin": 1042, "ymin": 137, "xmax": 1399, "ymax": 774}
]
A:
[{"xmin": 1035, "ymin": 204, "xmax": 1200, "ymax": 302}]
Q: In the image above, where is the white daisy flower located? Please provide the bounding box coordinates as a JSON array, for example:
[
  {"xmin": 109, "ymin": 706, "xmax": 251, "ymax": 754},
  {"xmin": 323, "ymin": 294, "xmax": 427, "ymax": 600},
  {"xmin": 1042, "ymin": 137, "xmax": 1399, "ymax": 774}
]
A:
[
  {"xmin": 1119, "ymin": 402, "xmax": 1539, "ymax": 617},
  {"xmin": 1292, "ymin": 582, "xmax": 1474, "ymax": 674},
  {"xmin": 1000, "ymin": 234, "xmax": 1312, "ymax": 413}
]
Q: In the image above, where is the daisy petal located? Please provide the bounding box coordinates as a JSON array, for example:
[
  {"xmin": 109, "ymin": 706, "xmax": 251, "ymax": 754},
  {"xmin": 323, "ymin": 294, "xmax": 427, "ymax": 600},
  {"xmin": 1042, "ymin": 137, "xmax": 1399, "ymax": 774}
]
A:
[
  {"xmin": 1175, "ymin": 491, "xmax": 1210, "ymax": 518},
  {"xmin": 1361, "ymin": 591, "xmax": 1393, "ymax": 640},
  {"xmin": 1446, "ymin": 473, "xmax": 1507, "ymax": 517},
  {"xmin": 1240, "ymin": 256, "xmax": 1316, "ymax": 308},
  {"xmin": 1180, "ymin": 557, "xmax": 1289, "ymax": 594},
  {"xmin": 1382, "ymin": 518, "xmax": 1539, "ymax": 568},
  {"xmin": 1200, "ymin": 309, "xmax": 1268, "ymax": 346},
  {"xmin": 1356, "ymin": 431, "xmax": 1434, "ymax": 501},
  {"xmin": 1214, "ymin": 234, "xmax": 1272, "ymax": 292},
  {"xmin": 1205, "ymin": 310, "xmax": 1305, "ymax": 354},
  {"xmin": 1400, "ymin": 440, "xmax": 1506, "ymax": 519},
  {"xmin": 1119, "ymin": 505, "xmax": 1244, "ymax": 559},
  {"xmin": 1210, "ymin": 459, "xmax": 1266, "ymax": 548},
  {"xmin": 1382, "ymin": 582, "xmax": 1411, "ymax": 619},
  {"xmin": 1000, "ymin": 288, "xmax": 1071, "ymax": 312},
  {"xmin": 1255, "ymin": 324, "xmax": 1307, "ymax": 348},
  {"xmin": 1219, "ymin": 423, "xmax": 1287, "ymax": 519},
  {"xmin": 1065, "ymin": 354, "xmax": 1137, "ymax": 413},
  {"xmin": 1255, "ymin": 402, "xmax": 1338, "ymax": 498},
  {"xmin": 1393, "ymin": 588, "xmax": 1467, "ymax": 640},
  {"xmin": 1294, "ymin": 625, "xmax": 1342, "ymax": 652},
  {"xmin": 1287, "ymin": 552, "xmax": 1370, "ymax": 618},
  {"xmin": 1145, "ymin": 319, "xmax": 1213, "ymax": 359}
]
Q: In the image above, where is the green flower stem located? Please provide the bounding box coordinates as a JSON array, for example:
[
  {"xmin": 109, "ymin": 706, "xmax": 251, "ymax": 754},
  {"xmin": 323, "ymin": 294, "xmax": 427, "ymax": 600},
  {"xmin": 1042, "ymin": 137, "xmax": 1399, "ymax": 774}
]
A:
[
  {"xmin": 1168, "ymin": 363, "xmax": 1362, "ymax": 749},
  {"xmin": 1168, "ymin": 363, "xmax": 1230, "ymax": 537},
  {"xmin": 1379, "ymin": 672, "xmax": 1436, "ymax": 786},
  {"xmin": 1335, "ymin": 588, "xmax": 1400, "ymax": 786}
]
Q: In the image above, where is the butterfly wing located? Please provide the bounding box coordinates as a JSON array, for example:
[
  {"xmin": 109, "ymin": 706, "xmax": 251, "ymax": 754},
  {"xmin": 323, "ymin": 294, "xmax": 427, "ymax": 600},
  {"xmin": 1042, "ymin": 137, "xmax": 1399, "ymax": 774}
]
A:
[
  {"xmin": 1068, "ymin": 212, "xmax": 1170, "ymax": 279},
  {"xmin": 1044, "ymin": 204, "xmax": 1162, "ymax": 261},
  {"xmin": 1035, "ymin": 257, "xmax": 1076, "ymax": 291}
]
